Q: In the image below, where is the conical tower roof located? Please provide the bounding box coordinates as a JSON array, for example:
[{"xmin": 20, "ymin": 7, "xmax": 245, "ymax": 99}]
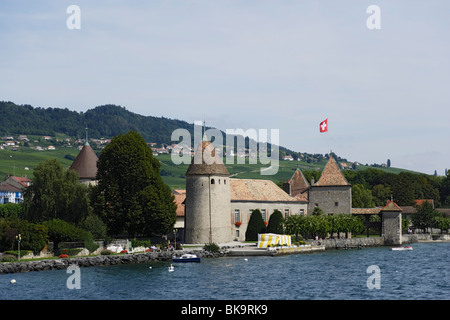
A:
[
  {"xmin": 314, "ymin": 156, "xmax": 350, "ymax": 186},
  {"xmin": 289, "ymin": 168, "xmax": 310, "ymax": 196},
  {"xmin": 380, "ymin": 200, "xmax": 402, "ymax": 212},
  {"xmin": 69, "ymin": 143, "xmax": 98, "ymax": 179},
  {"xmin": 186, "ymin": 141, "xmax": 229, "ymax": 176}
]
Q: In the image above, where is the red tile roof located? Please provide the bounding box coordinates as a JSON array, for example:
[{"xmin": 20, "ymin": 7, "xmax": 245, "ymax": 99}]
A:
[{"xmin": 314, "ymin": 157, "xmax": 350, "ymax": 187}]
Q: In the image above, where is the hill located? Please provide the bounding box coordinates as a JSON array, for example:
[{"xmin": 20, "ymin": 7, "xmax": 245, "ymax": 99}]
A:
[{"xmin": 0, "ymin": 101, "xmax": 419, "ymax": 188}]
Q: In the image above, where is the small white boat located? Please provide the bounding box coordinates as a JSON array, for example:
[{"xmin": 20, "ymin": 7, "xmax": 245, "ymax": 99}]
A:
[
  {"xmin": 168, "ymin": 264, "xmax": 175, "ymax": 272},
  {"xmin": 391, "ymin": 246, "xmax": 413, "ymax": 251},
  {"xmin": 172, "ymin": 254, "xmax": 201, "ymax": 263}
]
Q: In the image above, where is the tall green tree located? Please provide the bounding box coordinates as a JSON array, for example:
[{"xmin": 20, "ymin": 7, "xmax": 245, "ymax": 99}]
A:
[
  {"xmin": 245, "ymin": 209, "xmax": 266, "ymax": 241},
  {"xmin": 92, "ymin": 131, "xmax": 176, "ymax": 238},
  {"xmin": 23, "ymin": 159, "xmax": 90, "ymax": 224},
  {"xmin": 267, "ymin": 210, "xmax": 284, "ymax": 234}
]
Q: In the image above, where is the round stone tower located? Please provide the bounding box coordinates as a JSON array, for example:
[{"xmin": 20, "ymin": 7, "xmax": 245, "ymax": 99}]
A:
[{"xmin": 184, "ymin": 141, "xmax": 231, "ymax": 244}]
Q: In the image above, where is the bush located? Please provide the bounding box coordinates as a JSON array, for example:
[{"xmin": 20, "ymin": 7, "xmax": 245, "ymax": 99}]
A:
[
  {"xmin": 0, "ymin": 219, "xmax": 48, "ymax": 254},
  {"xmin": 203, "ymin": 242, "xmax": 220, "ymax": 253},
  {"xmin": 0, "ymin": 254, "xmax": 17, "ymax": 262},
  {"xmin": 78, "ymin": 213, "xmax": 107, "ymax": 240},
  {"xmin": 43, "ymin": 219, "xmax": 98, "ymax": 254},
  {"xmin": 267, "ymin": 210, "xmax": 284, "ymax": 234},
  {"xmin": 132, "ymin": 238, "xmax": 151, "ymax": 248},
  {"xmin": 245, "ymin": 209, "xmax": 266, "ymax": 241},
  {"xmin": 100, "ymin": 250, "xmax": 113, "ymax": 255},
  {"xmin": 0, "ymin": 203, "xmax": 23, "ymax": 219}
]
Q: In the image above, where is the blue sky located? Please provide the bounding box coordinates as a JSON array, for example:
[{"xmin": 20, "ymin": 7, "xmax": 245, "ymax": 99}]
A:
[{"xmin": 1, "ymin": 1, "xmax": 449, "ymax": 175}]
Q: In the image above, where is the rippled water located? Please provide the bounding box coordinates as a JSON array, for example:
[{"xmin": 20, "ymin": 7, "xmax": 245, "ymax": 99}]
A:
[{"xmin": 1, "ymin": 242, "xmax": 448, "ymax": 300}]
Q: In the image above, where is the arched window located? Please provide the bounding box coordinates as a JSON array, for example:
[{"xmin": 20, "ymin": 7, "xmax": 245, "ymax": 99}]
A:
[{"xmin": 211, "ymin": 178, "xmax": 215, "ymax": 184}]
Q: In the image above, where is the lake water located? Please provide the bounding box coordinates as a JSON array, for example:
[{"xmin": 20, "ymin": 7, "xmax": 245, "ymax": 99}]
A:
[{"xmin": 1, "ymin": 242, "xmax": 448, "ymax": 300}]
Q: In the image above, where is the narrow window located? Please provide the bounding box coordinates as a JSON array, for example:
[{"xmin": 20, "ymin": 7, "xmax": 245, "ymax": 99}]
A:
[
  {"xmin": 234, "ymin": 209, "xmax": 240, "ymax": 223},
  {"xmin": 211, "ymin": 178, "xmax": 215, "ymax": 184}
]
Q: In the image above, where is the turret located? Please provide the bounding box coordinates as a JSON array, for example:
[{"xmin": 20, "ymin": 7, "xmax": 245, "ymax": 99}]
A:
[{"xmin": 184, "ymin": 141, "xmax": 231, "ymax": 244}]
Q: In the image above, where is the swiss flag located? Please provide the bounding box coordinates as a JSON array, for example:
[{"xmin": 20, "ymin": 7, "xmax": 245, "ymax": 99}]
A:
[{"xmin": 320, "ymin": 118, "xmax": 328, "ymax": 133}]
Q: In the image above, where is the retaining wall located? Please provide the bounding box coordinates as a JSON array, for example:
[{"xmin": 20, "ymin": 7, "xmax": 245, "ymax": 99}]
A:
[{"xmin": 0, "ymin": 250, "xmax": 224, "ymax": 274}]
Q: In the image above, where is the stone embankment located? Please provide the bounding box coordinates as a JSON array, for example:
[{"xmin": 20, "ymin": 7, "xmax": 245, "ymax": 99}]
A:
[{"xmin": 0, "ymin": 250, "xmax": 224, "ymax": 274}]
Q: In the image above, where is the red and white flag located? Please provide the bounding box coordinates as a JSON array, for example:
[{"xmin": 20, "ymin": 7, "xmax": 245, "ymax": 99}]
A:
[{"xmin": 320, "ymin": 118, "xmax": 328, "ymax": 133}]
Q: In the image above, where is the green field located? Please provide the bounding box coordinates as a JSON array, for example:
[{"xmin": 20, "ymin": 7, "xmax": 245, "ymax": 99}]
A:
[{"xmin": 0, "ymin": 145, "xmax": 417, "ymax": 190}]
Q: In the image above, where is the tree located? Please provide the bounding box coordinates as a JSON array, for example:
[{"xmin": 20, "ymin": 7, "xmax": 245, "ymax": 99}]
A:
[
  {"xmin": 372, "ymin": 184, "xmax": 392, "ymax": 206},
  {"xmin": 22, "ymin": 159, "xmax": 90, "ymax": 224},
  {"xmin": 92, "ymin": 131, "xmax": 176, "ymax": 238},
  {"xmin": 267, "ymin": 210, "xmax": 284, "ymax": 234},
  {"xmin": 411, "ymin": 201, "xmax": 439, "ymax": 233},
  {"xmin": 352, "ymin": 184, "xmax": 375, "ymax": 208},
  {"xmin": 245, "ymin": 209, "xmax": 266, "ymax": 241}
]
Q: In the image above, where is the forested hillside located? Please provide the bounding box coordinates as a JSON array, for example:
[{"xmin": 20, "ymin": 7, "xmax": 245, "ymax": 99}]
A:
[{"xmin": 0, "ymin": 101, "xmax": 192, "ymax": 144}]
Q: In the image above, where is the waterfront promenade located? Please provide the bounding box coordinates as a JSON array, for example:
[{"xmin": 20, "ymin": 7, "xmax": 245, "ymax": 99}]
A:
[{"xmin": 2, "ymin": 234, "xmax": 448, "ymax": 274}]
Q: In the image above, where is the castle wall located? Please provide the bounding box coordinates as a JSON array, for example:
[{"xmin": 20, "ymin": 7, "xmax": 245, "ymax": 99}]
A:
[{"xmin": 308, "ymin": 186, "xmax": 352, "ymax": 214}]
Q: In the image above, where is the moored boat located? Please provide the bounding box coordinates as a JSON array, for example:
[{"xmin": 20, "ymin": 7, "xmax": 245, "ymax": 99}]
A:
[
  {"xmin": 390, "ymin": 246, "xmax": 413, "ymax": 251},
  {"xmin": 172, "ymin": 253, "xmax": 201, "ymax": 263}
]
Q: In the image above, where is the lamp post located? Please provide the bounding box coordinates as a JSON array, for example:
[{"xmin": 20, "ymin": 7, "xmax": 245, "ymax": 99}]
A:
[
  {"xmin": 173, "ymin": 229, "xmax": 177, "ymax": 250},
  {"xmin": 16, "ymin": 234, "xmax": 21, "ymax": 261}
]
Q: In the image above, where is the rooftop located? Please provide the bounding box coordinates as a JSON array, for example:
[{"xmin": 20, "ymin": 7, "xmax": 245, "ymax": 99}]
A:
[
  {"xmin": 313, "ymin": 156, "xmax": 350, "ymax": 187},
  {"xmin": 69, "ymin": 143, "xmax": 98, "ymax": 179},
  {"xmin": 230, "ymin": 178, "xmax": 306, "ymax": 202}
]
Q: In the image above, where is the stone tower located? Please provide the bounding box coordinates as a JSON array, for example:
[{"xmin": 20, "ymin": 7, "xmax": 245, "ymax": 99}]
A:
[
  {"xmin": 184, "ymin": 141, "xmax": 232, "ymax": 244},
  {"xmin": 381, "ymin": 200, "xmax": 403, "ymax": 245},
  {"xmin": 308, "ymin": 156, "xmax": 352, "ymax": 214}
]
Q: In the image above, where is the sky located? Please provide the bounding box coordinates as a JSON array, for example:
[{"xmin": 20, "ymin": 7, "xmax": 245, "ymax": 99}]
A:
[{"xmin": 0, "ymin": 0, "xmax": 449, "ymax": 175}]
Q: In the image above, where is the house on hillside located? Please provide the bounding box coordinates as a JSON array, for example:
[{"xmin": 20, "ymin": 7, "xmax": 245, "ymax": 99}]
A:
[{"xmin": 0, "ymin": 176, "xmax": 32, "ymax": 204}]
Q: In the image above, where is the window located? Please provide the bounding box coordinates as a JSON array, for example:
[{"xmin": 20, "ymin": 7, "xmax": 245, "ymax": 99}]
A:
[
  {"xmin": 234, "ymin": 209, "xmax": 240, "ymax": 223},
  {"xmin": 236, "ymin": 230, "xmax": 239, "ymax": 239},
  {"xmin": 335, "ymin": 202, "xmax": 339, "ymax": 206},
  {"xmin": 211, "ymin": 178, "xmax": 215, "ymax": 184},
  {"xmin": 284, "ymin": 209, "xmax": 290, "ymax": 217},
  {"xmin": 224, "ymin": 179, "xmax": 226, "ymax": 185},
  {"xmin": 300, "ymin": 209, "xmax": 305, "ymax": 215},
  {"xmin": 261, "ymin": 209, "xmax": 266, "ymax": 222}
]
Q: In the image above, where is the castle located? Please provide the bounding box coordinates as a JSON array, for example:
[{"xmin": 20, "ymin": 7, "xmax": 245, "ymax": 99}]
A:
[{"xmin": 184, "ymin": 141, "xmax": 352, "ymax": 243}]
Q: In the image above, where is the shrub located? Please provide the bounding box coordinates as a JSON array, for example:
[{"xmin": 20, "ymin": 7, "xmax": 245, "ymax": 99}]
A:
[
  {"xmin": 43, "ymin": 219, "xmax": 98, "ymax": 254},
  {"xmin": 267, "ymin": 210, "xmax": 284, "ymax": 234},
  {"xmin": 0, "ymin": 254, "xmax": 17, "ymax": 262},
  {"xmin": 203, "ymin": 243, "xmax": 220, "ymax": 253},
  {"xmin": 100, "ymin": 250, "xmax": 113, "ymax": 255},
  {"xmin": 0, "ymin": 219, "xmax": 48, "ymax": 254},
  {"xmin": 245, "ymin": 209, "xmax": 266, "ymax": 241}
]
